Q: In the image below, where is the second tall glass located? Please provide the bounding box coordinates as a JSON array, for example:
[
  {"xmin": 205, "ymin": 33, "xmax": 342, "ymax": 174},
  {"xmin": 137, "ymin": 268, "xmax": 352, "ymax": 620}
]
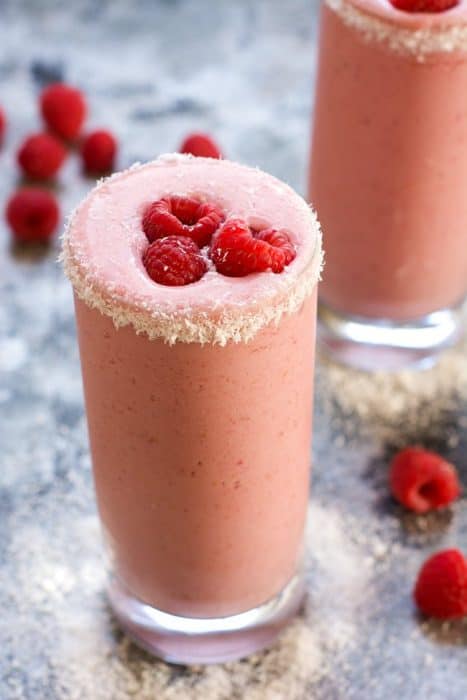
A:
[{"xmin": 310, "ymin": 0, "xmax": 467, "ymax": 370}]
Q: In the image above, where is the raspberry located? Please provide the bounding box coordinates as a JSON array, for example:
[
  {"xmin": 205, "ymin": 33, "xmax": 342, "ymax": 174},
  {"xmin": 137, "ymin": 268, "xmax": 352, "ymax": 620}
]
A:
[
  {"xmin": 6, "ymin": 188, "xmax": 60, "ymax": 243},
  {"xmin": 414, "ymin": 549, "xmax": 467, "ymax": 619},
  {"xmin": 390, "ymin": 447, "xmax": 460, "ymax": 514},
  {"xmin": 17, "ymin": 133, "xmax": 67, "ymax": 180},
  {"xmin": 210, "ymin": 219, "xmax": 296, "ymax": 277},
  {"xmin": 0, "ymin": 106, "xmax": 6, "ymax": 145},
  {"xmin": 391, "ymin": 0, "xmax": 458, "ymax": 12},
  {"xmin": 81, "ymin": 129, "xmax": 117, "ymax": 174},
  {"xmin": 142, "ymin": 196, "xmax": 224, "ymax": 248},
  {"xmin": 143, "ymin": 236, "xmax": 207, "ymax": 286},
  {"xmin": 40, "ymin": 82, "xmax": 87, "ymax": 140},
  {"xmin": 179, "ymin": 132, "xmax": 222, "ymax": 159}
]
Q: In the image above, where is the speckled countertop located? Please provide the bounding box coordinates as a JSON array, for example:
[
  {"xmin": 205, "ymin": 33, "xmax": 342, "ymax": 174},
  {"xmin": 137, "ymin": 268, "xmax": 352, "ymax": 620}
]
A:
[{"xmin": 0, "ymin": 1, "xmax": 466, "ymax": 698}]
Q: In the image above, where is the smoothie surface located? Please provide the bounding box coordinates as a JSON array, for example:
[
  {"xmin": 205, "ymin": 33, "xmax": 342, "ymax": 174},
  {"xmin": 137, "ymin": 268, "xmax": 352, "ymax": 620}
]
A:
[{"xmin": 63, "ymin": 155, "xmax": 323, "ymax": 344}]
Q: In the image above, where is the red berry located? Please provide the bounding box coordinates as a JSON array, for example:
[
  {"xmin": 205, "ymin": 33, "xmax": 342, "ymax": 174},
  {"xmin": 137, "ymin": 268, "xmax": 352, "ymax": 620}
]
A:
[
  {"xmin": 414, "ymin": 549, "xmax": 467, "ymax": 619},
  {"xmin": 17, "ymin": 133, "xmax": 67, "ymax": 180},
  {"xmin": 142, "ymin": 196, "xmax": 224, "ymax": 248},
  {"xmin": 390, "ymin": 447, "xmax": 460, "ymax": 514},
  {"xmin": 143, "ymin": 236, "xmax": 207, "ymax": 286},
  {"xmin": 210, "ymin": 219, "xmax": 296, "ymax": 277},
  {"xmin": 0, "ymin": 106, "xmax": 6, "ymax": 145},
  {"xmin": 81, "ymin": 129, "xmax": 117, "ymax": 174},
  {"xmin": 6, "ymin": 188, "xmax": 60, "ymax": 243},
  {"xmin": 391, "ymin": 0, "xmax": 458, "ymax": 12},
  {"xmin": 40, "ymin": 83, "xmax": 87, "ymax": 140},
  {"xmin": 179, "ymin": 132, "xmax": 222, "ymax": 159}
]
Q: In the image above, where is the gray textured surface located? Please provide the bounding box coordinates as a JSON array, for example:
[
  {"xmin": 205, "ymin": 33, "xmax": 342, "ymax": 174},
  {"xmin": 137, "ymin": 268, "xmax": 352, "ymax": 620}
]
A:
[{"xmin": 0, "ymin": 1, "xmax": 466, "ymax": 698}]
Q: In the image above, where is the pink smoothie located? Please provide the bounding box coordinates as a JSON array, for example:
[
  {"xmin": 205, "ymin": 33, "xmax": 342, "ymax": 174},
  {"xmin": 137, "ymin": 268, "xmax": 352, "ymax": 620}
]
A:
[
  {"xmin": 310, "ymin": 0, "xmax": 467, "ymax": 320},
  {"xmin": 63, "ymin": 155, "xmax": 323, "ymax": 618}
]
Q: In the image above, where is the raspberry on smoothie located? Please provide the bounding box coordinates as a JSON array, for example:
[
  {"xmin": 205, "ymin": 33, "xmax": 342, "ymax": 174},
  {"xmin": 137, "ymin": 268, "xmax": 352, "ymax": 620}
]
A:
[
  {"xmin": 142, "ymin": 195, "xmax": 224, "ymax": 247},
  {"xmin": 210, "ymin": 219, "xmax": 296, "ymax": 277},
  {"xmin": 391, "ymin": 0, "xmax": 458, "ymax": 12},
  {"xmin": 143, "ymin": 236, "xmax": 207, "ymax": 286}
]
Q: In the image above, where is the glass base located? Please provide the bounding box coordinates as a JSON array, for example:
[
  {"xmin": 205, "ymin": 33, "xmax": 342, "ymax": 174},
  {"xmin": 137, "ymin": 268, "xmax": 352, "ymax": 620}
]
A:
[
  {"xmin": 108, "ymin": 575, "xmax": 305, "ymax": 665},
  {"xmin": 318, "ymin": 301, "xmax": 465, "ymax": 371}
]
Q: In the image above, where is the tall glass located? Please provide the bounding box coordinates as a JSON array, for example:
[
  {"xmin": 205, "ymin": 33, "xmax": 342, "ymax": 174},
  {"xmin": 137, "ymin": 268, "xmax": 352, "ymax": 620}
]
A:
[
  {"xmin": 63, "ymin": 156, "xmax": 323, "ymax": 664},
  {"xmin": 310, "ymin": 0, "xmax": 467, "ymax": 370}
]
